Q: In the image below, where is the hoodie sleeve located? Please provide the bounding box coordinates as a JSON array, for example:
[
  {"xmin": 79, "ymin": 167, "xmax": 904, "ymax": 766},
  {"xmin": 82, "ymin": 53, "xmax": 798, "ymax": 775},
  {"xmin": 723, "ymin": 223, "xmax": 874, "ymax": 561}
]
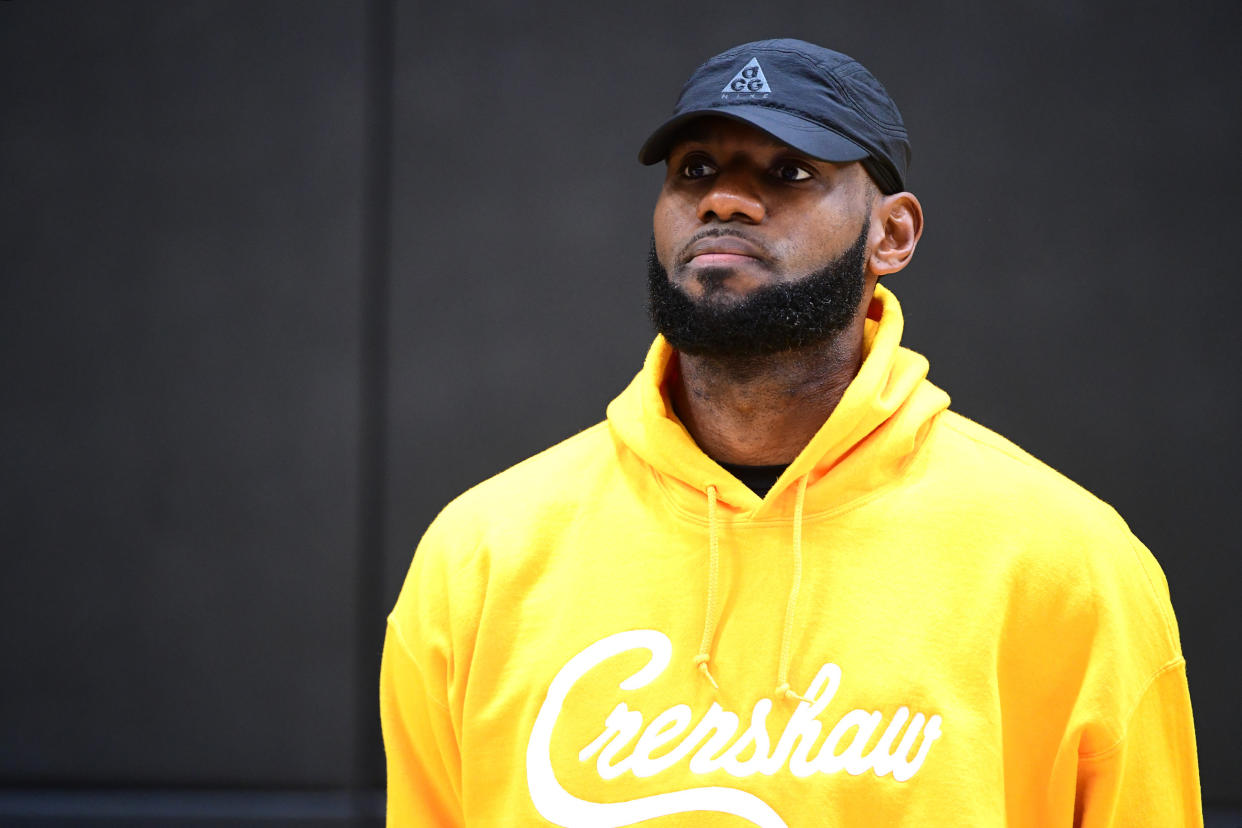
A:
[
  {"xmin": 380, "ymin": 617, "xmax": 464, "ymax": 827},
  {"xmin": 1074, "ymin": 659, "xmax": 1203, "ymax": 827}
]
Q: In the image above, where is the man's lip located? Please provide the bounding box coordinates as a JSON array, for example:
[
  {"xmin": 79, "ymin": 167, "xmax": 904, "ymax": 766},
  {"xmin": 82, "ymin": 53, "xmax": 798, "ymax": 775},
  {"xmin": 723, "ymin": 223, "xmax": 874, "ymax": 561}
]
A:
[
  {"xmin": 688, "ymin": 252, "xmax": 762, "ymax": 267},
  {"xmin": 682, "ymin": 236, "xmax": 767, "ymax": 265}
]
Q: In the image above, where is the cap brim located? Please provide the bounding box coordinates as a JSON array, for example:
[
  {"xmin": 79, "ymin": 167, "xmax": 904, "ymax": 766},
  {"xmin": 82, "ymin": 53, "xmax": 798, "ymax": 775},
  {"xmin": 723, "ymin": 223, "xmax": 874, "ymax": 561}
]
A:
[{"xmin": 637, "ymin": 106, "xmax": 871, "ymax": 166}]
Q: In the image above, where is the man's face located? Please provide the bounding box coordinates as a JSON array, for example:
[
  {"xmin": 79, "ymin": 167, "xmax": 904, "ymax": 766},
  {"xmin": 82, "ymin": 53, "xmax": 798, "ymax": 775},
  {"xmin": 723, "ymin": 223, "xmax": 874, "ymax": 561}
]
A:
[{"xmin": 649, "ymin": 117, "xmax": 875, "ymax": 357}]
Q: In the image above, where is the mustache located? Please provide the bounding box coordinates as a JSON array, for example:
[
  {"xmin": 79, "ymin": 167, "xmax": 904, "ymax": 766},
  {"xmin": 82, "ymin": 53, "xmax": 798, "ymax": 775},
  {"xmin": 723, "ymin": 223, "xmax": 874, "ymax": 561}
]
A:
[{"xmin": 675, "ymin": 228, "xmax": 773, "ymax": 267}]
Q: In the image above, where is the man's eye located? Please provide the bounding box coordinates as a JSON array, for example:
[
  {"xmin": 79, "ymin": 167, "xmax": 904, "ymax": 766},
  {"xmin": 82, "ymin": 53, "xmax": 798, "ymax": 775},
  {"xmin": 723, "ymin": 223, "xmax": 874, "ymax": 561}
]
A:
[
  {"xmin": 773, "ymin": 163, "xmax": 812, "ymax": 181},
  {"xmin": 681, "ymin": 160, "xmax": 717, "ymax": 179}
]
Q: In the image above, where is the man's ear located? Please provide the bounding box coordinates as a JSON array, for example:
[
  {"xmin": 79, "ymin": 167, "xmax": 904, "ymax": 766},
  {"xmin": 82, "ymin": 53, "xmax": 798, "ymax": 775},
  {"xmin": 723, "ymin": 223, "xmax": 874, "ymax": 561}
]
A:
[{"xmin": 868, "ymin": 191, "xmax": 924, "ymax": 277}]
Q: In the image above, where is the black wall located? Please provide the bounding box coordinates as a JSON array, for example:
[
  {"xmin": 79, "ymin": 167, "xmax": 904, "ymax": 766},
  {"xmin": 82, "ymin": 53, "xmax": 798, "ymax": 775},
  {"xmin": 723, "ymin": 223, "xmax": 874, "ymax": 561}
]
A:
[{"xmin": 3, "ymin": 0, "xmax": 1239, "ymax": 823}]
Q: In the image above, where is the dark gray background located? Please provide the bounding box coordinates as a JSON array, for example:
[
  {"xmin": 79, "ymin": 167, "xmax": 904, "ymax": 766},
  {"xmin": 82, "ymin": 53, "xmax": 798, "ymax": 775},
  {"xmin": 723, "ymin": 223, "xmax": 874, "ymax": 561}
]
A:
[{"xmin": 3, "ymin": 0, "xmax": 1239, "ymax": 824}]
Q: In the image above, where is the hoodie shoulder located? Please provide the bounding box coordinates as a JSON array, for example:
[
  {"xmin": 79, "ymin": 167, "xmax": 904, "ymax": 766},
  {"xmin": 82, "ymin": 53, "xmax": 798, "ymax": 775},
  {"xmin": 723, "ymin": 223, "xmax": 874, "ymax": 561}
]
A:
[
  {"xmin": 921, "ymin": 410, "xmax": 1171, "ymax": 606},
  {"xmin": 912, "ymin": 408, "xmax": 1155, "ymax": 573},
  {"xmin": 429, "ymin": 421, "xmax": 617, "ymax": 535},
  {"xmin": 932, "ymin": 409, "xmax": 1109, "ymax": 509}
]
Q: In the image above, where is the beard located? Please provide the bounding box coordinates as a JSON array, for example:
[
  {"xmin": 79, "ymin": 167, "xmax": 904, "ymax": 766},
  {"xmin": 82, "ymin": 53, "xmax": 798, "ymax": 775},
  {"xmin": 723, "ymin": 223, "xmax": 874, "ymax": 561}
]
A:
[{"xmin": 647, "ymin": 218, "xmax": 869, "ymax": 358}]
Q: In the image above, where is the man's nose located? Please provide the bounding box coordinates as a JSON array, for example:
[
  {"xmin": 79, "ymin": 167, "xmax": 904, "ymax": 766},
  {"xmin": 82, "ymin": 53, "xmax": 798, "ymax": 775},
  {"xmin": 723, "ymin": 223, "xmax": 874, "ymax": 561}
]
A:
[{"xmin": 696, "ymin": 173, "xmax": 765, "ymax": 223}]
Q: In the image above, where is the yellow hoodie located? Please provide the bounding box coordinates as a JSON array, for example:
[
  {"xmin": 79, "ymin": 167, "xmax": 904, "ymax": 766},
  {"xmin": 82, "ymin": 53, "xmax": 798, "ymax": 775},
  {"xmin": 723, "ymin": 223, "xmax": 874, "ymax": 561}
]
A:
[{"xmin": 382, "ymin": 286, "xmax": 1201, "ymax": 827}]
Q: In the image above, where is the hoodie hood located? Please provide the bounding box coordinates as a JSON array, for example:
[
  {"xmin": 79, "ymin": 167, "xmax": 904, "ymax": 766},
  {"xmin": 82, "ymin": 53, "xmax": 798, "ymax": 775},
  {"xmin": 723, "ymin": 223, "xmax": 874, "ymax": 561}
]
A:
[{"xmin": 606, "ymin": 285, "xmax": 950, "ymax": 520}]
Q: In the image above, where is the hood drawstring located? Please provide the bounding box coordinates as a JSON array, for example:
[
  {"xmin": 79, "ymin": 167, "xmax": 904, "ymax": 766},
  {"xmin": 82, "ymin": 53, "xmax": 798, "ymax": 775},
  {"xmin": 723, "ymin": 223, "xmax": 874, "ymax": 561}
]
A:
[
  {"xmin": 694, "ymin": 477, "xmax": 813, "ymax": 703},
  {"xmin": 694, "ymin": 484, "xmax": 721, "ymax": 691},
  {"xmin": 775, "ymin": 475, "xmax": 811, "ymax": 704}
]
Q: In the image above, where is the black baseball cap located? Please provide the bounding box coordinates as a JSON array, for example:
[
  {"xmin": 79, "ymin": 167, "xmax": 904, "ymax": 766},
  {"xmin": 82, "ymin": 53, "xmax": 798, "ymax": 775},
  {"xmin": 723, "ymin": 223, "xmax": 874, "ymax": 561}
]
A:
[{"xmin": 638, "ymin": 39, "xmax": 910, "ymax": 194}]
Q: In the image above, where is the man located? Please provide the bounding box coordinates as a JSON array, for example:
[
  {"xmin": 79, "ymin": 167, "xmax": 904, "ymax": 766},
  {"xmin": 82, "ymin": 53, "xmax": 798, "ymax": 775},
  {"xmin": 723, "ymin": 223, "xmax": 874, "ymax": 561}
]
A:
[{"xmin": 382, "ymin": 39, "xmax": 1201, "ymax": 826}]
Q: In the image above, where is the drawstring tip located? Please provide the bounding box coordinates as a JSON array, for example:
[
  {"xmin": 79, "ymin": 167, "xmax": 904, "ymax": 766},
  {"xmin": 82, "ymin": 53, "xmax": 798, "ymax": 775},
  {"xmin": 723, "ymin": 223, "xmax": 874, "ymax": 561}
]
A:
[
  {"xmin": 774, "ymin": 683, "xmax": 811, "ymax": 704},
  {"xmin": 701, "ymin": 665, "xmax": 720, "ymax": 691},
  {"xmin": 693, "ymin": 655, "xmax": 720, "ymax": 691}
]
